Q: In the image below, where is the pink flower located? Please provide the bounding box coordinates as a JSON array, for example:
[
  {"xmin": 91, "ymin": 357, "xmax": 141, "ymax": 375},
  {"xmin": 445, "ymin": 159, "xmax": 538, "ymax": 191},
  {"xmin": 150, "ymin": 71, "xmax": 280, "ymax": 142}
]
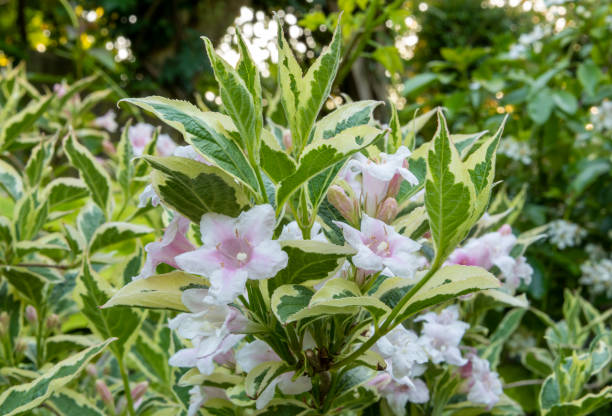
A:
[
  {"xmin": 416, "ymin": 305, "xmax": 469, "ymax": 366},
  {"xmin": 334, "ymin": 214, "xmax": 421, "ymax": 278},
  {"xmin": 157, "ymin": 133, "xmax": 177, "ymax": 156},
  {"xmin": 128, "ymin": 123, "xmax": 155, "ymax": 156},
  {"xmin": 176, "ymin": 205, "xmax": 288, "ymax": 304},
  {"xmin": 93, "ymin": 110, "xmax": 118, "ymax": 133},
  {"xmin": 187, "ymin": 385, "xmax": 227, "ymax": 416},
  {"xmin": 168, "ymin": 289, "xmax": 246, "ymax": 375},
  {"xmin": 53, "ymin": 81, "xmax": 68, "ymax": 98},
  {"xmin": 134, "ymin": 214, "xmax": 195, "ymax": 280},
  {"xmin": 236, "ymin": 340, "xmax": 311, "ymax": 409},
  {"xmin": 347, "ymin": 146, "xmax": 418, "ymax": 216},
  {"xmin": 461, "ymin": 353, "xmax": 503, "ymax": 409},
  {"xmin": 372, "ymin": 372, "xmax": 429, "ymax": 415}
]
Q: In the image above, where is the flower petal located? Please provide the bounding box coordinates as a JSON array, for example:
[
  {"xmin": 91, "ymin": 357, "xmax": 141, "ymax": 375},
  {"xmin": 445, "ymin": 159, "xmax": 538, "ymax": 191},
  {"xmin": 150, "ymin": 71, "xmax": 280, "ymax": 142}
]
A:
[
  {"xmin": 237, "ymin": 204, "xmax": 276, "ymax": 243},
  {"xmin": 246, "ymin": 241, "xmax": 288, "ymax": 280}
]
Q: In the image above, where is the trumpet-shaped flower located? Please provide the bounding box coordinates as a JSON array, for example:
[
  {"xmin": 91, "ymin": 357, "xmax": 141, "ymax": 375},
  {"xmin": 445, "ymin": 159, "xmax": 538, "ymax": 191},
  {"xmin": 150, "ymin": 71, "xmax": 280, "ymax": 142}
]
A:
[
  {"xmin": 187, "ymin": 385, "xmax": 226, "ymax": 416},
  {"xmin": 347, "ymin": 146, "xmax": 418, "ymax": 215},
  {"xmin": 236, "ymin": 340, "xmax": 311, "ymax": 409},
  {"xmin": 335, "ymin": 214, "xmax": 421, "ymax": 277},
  {"xmin": 168, "ymin": 289, "xmax": 246, "ymax": 375},
  {"xmin": 371, "ymin": 373, "xmax": 429, "ymax": 415},
  {"xmin": 176, "ymin": 205, "xmax": 288, "ymax": 304},
  {"xmin": 461, "ymin": 353, "xmax": 503, "ymax": 409},
  {"xmin": 278, "ymin": 221, "xmax": 326, "ymax": 242},
  {"xmin": 134, "ymin": 214, "xmax": 195, "ymax": 280},
  {"xmin": 375, "ymin": 326, "xmax": 428, "ymax": 384},
  {"xmin": 416, "ymin": 305, "xmax": 469, "ymax": 366}
]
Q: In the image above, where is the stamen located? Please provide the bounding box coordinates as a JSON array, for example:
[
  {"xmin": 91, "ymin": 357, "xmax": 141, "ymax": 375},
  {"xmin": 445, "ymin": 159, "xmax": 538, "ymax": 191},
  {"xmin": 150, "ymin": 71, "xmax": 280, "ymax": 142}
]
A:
[
  {"xmin": 377, "ymin": 241, "xmax": 389, "ymax": 252},
  {"xmin": 236, "ymin": 252, "xmax": 248, "ymax": 262}
]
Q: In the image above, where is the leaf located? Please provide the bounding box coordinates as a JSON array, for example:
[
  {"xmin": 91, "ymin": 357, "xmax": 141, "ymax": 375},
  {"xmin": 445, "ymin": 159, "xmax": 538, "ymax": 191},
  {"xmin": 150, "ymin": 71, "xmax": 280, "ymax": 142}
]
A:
[
  {"xmin": 276, "ymin": 125, "xmax": 385, "ymax": 214},
  {"xmin": 77, "ymin": 203, "xmax": 105, "ymax": 243},
  {"xmin": 425, "ymin": 110, "xmax": 476, "ymax": 263},
  {"xmin": 388, "ymin": 102, "xmax": 402, "ymax": 152},
  {"xmin": 0, "ymin": 338, "xmax": 114, "ymax": 416},
  {"xmin": 521, "ymin": 348, "xmax": 554, "ymax": 377},
  {"xmin": 270, "ymin": 284, "xmax": 315, "ymax": 323},
  {"xmin": 24, "ymin": 140, "xmax": 54, "ymax": 188},
  {"xmin": 145, "ymin": 156, "xmax": 250, "ymax": 222},
  {"xmin": 259, "ymin": 129, "xmax": 296, "ymax": 183},
  {"xmin": 552, "ymin": 90, "xmax": 578, "ymax": 114},
  {"xmin": 74, "ymin": 261, "xmax": 143, "ymax": 359},
  {"xmin": 394, "ymin": 265, "xmax": 500, "ymax": 320},
  {"xmin": 46, "ymin": 388, "xmax": 106, "ymax": 416},
  {"xmin": 88, "ymin": 222, "xmax": 152, "ymax": 253},
  {"xmin": 42, "ymin": 178, "xmax": 89, "ymax": 208},
  {"xmin": 480, "ymin": 308, "xmax": 525, "ymax": 368},
  {"xmin": 568, "ymin": 159, "xmax": 609, "ymax": 198},
  {"xmin": 102, "ymin": 271, "xmax": 207, "ymax": 311},
  {"xmin": 268, "ymin": 240, "xmax": 355, "ymax": 290},
  {"xmin": 0, "ymin": 94, "xmax": 53, "ymax": 150},
  {"xmin": 116, "ymin": 118, "xmax": 134, "ymax": 195},
  {"xmin": 1, "ymin": 266, "xmax": 62, "ymax": 307},
  {"xmin": 277, "ymin": 17, "xmax": 342, "ymax": 151},
  {"xmin": 203, "ymin": 36, "xmax": 259, "ymax": 158},
  {"xmin": 543, "ymin": 386, "xmax": 612, "ymax": 416},
  {"xmin": 402, "ymin": 73, "xmax": 438, "ymax": 96},
  {"xmin": 0, "ymin": 159, "xmax": 23, "ymax": 200},
  {"xmin": 577, "ymin": 60, "xmax": 601, "ymax": 97},
  {"xmin": 245, "ymin": 361, "xmax": 289, "ymax": 399},
  {"xmin": 312, "ymin": 100, "xmax": 380, "ymax": 143},
  {"xmin": 372, "ymin": 46, "xmax": 403, "ymax": 75},
  {"xmin": 120, "ymin": 97, "xmax": 259, "ymax": 192},
  {"xmin": 63, "ymin": 130, "xmax": 111, "ymax": 214},
  {"xmin": 527, "ymin": 88, "xmax": 554, "ymax": 124}
]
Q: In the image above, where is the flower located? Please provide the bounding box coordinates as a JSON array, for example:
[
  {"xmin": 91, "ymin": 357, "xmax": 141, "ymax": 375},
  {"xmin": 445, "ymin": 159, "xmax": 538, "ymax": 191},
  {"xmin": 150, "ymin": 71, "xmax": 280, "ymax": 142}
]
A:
[
  {"xmin": 128, "ymin": 122, "xmax": 176, "ymax": 156},
  {"xmin": 461, "ymin": 353, "xmax": 503, "ymax": 409},
  {"xmin": 187, "ymin": 385, "xmax": 226, "ymax": 416},
  {"xmin": 173, "ymin": 145, "xmax": 208, "ymax": 163},
  {"xmin": 416, "ymin": 305, "xmax": 469, "ymax": 366},
  {"xmin": 371, "ymin": 372, "xmax": 429, "ymax": 415},
  {"xmin": 93, "ymin": 110, "xmax": 118, "ymax": 133},
  {"xmin": 547, "ymin": 220, "xmax": 586, "ymax": 249},
  {"xmin": 278, "ymin": 221, "xmax": 326, "ymax": 242},
  {"xmin": 375, "ymin": 326, "xmax": 428, "ymax": 384},
  {"xmin": 157, "ymin": 133, "xmax": 177, "ymax": 156},
  {"xmin": 335, "ymin": 214, "xmax": 422, "ymax": 278},
  {"xmin": 495, "ymin": 255, "xmax": 533, "ymax": 290},
  {"xmin": 580, "ymin": 257, "xmax": 612, "ymax": 298},
  {"xmin": 347, "ymin": 146, "xmax": 418, "ymax": 216},
  {"xmin": 176, "ymin": 205, "xmax": 288, "ymax": 304},
  {"xmin": 134, "ymin": 214, "xmax": 195, "ymax": 280},
  {"xmin": 138, "ymin": 184, "xmax": 160, "ymax": 208},
  {"xmin": 168, "ymin": 289, "xmax": 246, "ymax": 375},
  {"xmin": 236, "ymin": 340, "xmax": 311, "ymax": 409},
  {"xmin": 53, "ymin": 81, "xmax": 68, "ymax": 97},
  {"xmin": 498, "ymin": 137, "xmax": 532, "ymax": 164}
]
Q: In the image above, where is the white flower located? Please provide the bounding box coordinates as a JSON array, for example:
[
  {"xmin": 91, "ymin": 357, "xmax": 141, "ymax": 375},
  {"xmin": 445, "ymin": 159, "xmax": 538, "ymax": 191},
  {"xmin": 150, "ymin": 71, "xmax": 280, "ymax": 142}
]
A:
[
  {"xmin": 495, "ymin": 255, "xmax": 533, "ymax": 290},
  {"xmin": 547, "ymin": 220, "xmax": 586, "ymax": 249},
  {"xmin": 173, "ymin": 145, "xmax": 208, "ymax": 163},
  {"xmin": 370, "ymin": 373, "xmax": 429, "ymax": 415},
  {"xmin": 461, "ymin": 353, "xmax": 503, "ymax": 409},
  {"xmin": 375, "ymin": 326, "xmax": 428, "ymax": 384},
  {"xmin": 498, "ymin": 137, "xmax": 532, "ymax": 164},
  {"xmin": 590, "ymin": 100, "xmax": 612, "ymax": 132},
  {"xmin": 236, "ymin": 340, "xmax": 311, "ymax": 409},
  {"xmin": 416, "ymin": 305, "xmax": 469, "ymax": 366},
  {"xmin": 176, "ymin": 205, "xmax": 288, "ymax": 304},
  {"xmin": 93, "ymin": 110, "xmax": 118, "ymax": 133},
  {"xmin": 187, "ymin": 385, "xmax": 226, "ymax": 416},
  {"xmin": 580, "ymin": 257, "xmax": 612, "ymax": 298},
  {"xmin": 278, "ymin": 221, "xmax": 326, "ymax": 242},
  {"xmin": 335, "ymin": 214, "xmax": 422, "ymax": 278},
  {"xmin": 138, "ymin": 184, "xmax": 160, "ymax": 208},
  {"xmin": 168, "ymin": 289, "xmax": 246, "ymax": 375}
]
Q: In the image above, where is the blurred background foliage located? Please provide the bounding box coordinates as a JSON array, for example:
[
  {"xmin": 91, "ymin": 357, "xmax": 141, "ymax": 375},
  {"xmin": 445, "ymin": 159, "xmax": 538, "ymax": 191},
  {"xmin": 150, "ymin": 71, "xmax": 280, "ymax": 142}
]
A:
[{"xmin": 1, "ymin": 0, "xmax": 611, "ymax": 314}]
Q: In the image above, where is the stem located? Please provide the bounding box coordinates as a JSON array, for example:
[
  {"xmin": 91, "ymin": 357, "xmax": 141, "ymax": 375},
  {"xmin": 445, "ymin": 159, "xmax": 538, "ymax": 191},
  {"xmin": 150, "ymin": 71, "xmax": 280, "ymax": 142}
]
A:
[
  {"xmin": 35, "ymin": 306, "xmax": 47, "ymax": 369},
  {"xmin": 118, "ymin": 358, "xmax": 136, "ymax": 416},
  {"xmin": 11, "ymin": 262, "xmax": 79, "ymax": 270},
  {"xmin": 252, "ymin": 159, "xmax": 269, "ymax": 204},
  {"xmin": 503, "ymin": 379, "xmax": 544, "ymax": 389}
]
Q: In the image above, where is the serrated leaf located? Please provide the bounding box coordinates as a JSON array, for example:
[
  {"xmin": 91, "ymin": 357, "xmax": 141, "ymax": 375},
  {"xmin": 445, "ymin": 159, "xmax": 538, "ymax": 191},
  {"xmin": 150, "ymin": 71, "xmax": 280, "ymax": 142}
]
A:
[
  {"xmin": 0, "ymin": 159, "xmax": 23, "ymax": 200},
  {"xmin": 425, "ymin": 110, "xmax": 476, "ymax": 264},
  {"xmin": 260, "ymin": 129, "xmax": 296, "ymax": 183},
  {"xmin": 276, "ymin": 125, "xmax": 385, "ymax": 214},
  {"xmin": 75, "ymin": 261, "xmax": 143, "ymax": 359},
  {"xmin": 88, "ymin": 222, "xmax": 152, "ymax": 253},
  {"xmin": 120, "ymin": 97, "xmax": 259, "ymax": 192},
  {"xmin": 102, "ymin": 270, "xmax": 207, "ymax": 311},
  {"xmin": 0, "ymin": 338, "xmax": 114, "ymax": 416},
  {"xmin": 0, "ymin": 94, "xmax": 53, "ymax": 150},
  {"xmin": 117, "ymin": 118, "xmax": 134, "ymax": 195},
  {"xmin": 146, "ymin": 156, "xmax": 250, "ymax": 221},
  {"xmin": 43, "ymin": 178, "xmax": 89, "ymax": 208},
  {"xmin": 63, "ymin": 130, "xmax": 111, "ymax": 214},
  {"xmin": 46, "ymin": 388, "xmax": 106, "ymax": 416},
  {"xmin": 311, "ymin": 100, "xmax": 380, "ymax": 143},
  {"xmin": 271, "ymin": 284, "xmax": 315, "ymax": 323}
]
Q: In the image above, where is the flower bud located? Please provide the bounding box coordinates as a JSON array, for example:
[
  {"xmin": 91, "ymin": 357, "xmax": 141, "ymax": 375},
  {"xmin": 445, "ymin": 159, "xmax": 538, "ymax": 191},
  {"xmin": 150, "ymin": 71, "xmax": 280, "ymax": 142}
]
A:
[
  {"xmin": 14, "ymin": 338, "xmax": 27, "ymax": 354},
  {"xmin": 131, "ymin": 381, "xmax": 149, "ymax": 402},
  {"xmin": 25, "ymin": 305, "xmax": 38, "ymax": 324},
  {"xmin": 46, "ymin": 314, "xmax": 60, "ymax": 330},
  {"xmin": 282, "ymin": 131, "xmax": 293, "ymax": 151},
  {"xmin": 386, "ymin": 172, "xmax": 403, "ymax": 198},
  {"xmin": 499, "ymin": 224, "xmax": 512, "ymax": 236},
  {"xmin": 86, "ymin": 364, "xmax": 97, "ymax": 378},
  {"xmin": 95, "ymin": 380, "xmax": 114, "ymax": 408},
  {"xmin": 328, "ymin": 185, "xmax": 358, "ymax": 225},
  {"xmin": 102, "ymin": 139, "xmax": 116, "ymax": 155},
  {"xmin": 376, "ymin": 197, "xmax": 398, "ymax": 223}
]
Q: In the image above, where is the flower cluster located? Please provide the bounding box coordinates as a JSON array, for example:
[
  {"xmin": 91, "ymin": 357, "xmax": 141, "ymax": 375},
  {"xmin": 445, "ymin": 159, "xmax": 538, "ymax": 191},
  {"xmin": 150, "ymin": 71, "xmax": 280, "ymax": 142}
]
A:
[
  {"xmin": 590, "ymin": 100, "xmax": 612, "ymax": 133},
  {"xmin": 498, "ymin": 137, "xmax": 532, "ymax": 165},
  {"xmin": 547, "ymin": 219, "xmax": 586, "ymax": 249},
  {"xmin": 447, "ymin": 224, "xmax": 533, "ymax": 291},
  {"xmin": 460, "ymin": 353, "xmax": 503, "ymax": 409},
  {"xmin": 580, "ymin": 255, "xmax": 612, "ymax": 298}
]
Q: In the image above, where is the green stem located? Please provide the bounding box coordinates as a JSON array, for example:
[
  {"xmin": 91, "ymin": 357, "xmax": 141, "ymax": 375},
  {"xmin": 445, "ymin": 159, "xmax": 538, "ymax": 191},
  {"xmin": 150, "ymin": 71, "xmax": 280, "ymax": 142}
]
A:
[
  {"xmin": 252, "ymin": 159, "xmax": 269, "ymax": 204},
  {"xmin": 35, "ymin": 305, "xmax": 47, "ymax": 369},
  {"xmin": 118, "ymin": 358, "xmax": 136, "ymax": 416}
]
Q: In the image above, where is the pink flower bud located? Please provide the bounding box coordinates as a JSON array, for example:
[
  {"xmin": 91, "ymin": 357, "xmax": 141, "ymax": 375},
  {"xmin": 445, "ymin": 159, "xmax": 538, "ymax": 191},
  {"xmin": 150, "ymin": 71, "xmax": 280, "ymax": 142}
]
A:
[
  {"xmin": 14, "ymin": 338, "xmax": 27, "ymax": 354},
  {"xmin": 376, "ymin": 197, "xmax": 399, "ymax": 223},
  {"xmin": 25, "ymin": 306, "xmax": 37, "ymax": 324},
  {"xmin": 282, "ymin": 131, "xmax": 293, "ymax": 151},
  {"xmin": 386, "ymin": 172, "xmax": 403, "ymax": 198},
  {"xmin": 95, "ymin": 380, "xmax": 114, "ymax": 407},
  {"xmin": 86, "ymin": 364, "xmax": 97, "ymax": 377},
  {"xmin": 499, "ymin": 224, "xmax": 512, "ymax": 235},
  {"xmin": 328, "ymin": 185, "xmax": 358, "ymax": 225},
  {"xmin": 131, "ymin": 381, "xmax": 148, "ymax": 402},
  {"xmin": 46, "ymin": 314, "xmax": 60, "ymax": 330},
  {"xmin": 102, "ymin": 139, "xmax": 116, "ymax": 155}
]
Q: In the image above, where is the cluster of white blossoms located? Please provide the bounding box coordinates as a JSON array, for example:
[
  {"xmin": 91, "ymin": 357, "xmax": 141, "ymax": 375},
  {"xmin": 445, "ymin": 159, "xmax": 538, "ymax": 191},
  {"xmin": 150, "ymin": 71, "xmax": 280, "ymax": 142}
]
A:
[
  {"xmin": 547, "ymin": 219, "xmax": 587, "ymax": 249},
  {"xmin": 579, "ymin": 245, "xmax": 612, "ymax": 298},
  {"xmin": 590, "ymin": 100, "xmax": 612, "ymax": 133},
  {"xmin": 507, "ymin": 25, "xmax": 550, "ymax": 59},
  {"xmin": 447, "ymin": 224, "xmax": 533, "ymax": 291},
  {"xmin": 370, "ymin": 306, "xmax": 503, "ymax": 414},
  {"xmin": 498, "ymin": 137, "xmax": 533, "ymax": 165}
]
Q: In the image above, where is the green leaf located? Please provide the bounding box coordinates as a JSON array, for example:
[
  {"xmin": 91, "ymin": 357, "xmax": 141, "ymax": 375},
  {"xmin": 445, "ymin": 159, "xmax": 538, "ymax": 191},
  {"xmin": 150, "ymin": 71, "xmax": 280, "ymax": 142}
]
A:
[
  {"xmin": 269, "ymin": 240, "xmax": 355, "ymax": 290},
  {"xmin": 270, "ymin": 284, "xmax": 315, "ymax": 323},
  {"xmin": 543, "ymin": 386, "xmax": 612, "ymax": 416},
  {"xmin": 402, "ymin": 73, "xmax": 438, "ymax": 96},
  {"xmin": 75, "ymin": 261, "xmax": 143, "ymax": 358},
  {"xmin": 245, "ymin": 361, "xmax": 290, "ymax": 399},
  {"xmin": 0, "ymin": 159, "xmax": 23, "ymax": 200},
  {"xmin": 276, "ymin": 125, "xmax": 385, "ymax": 214},
  {"xmin": 577, "ymin": 60, "xmax": 601, "ymax": 97},
  {"xmin": 63, "ymin": 130, "xmax": 111, "ymax": 214},
  {"xmin": 568, "ymin": 159, "xmax": 610, "ymax": 198},
  {"xmin": 46, "ymin": 388, "xmax": 106, "ymax": 416},
  {"xmin": 0, "ymin": 338, "xmax": 114, "ymax": 416},
  {"xmin": 203, "ymin": 37, "xmax": 259, "ymax": 159},
  {"xmin": 260, "ymin": 129, "xmax": 296, "ymax": 183},
  {"xmin": 521, "ymin": 348, "xmax": 554, "ymax": 377},
  {"xmin": 77, "ymin": 203, "xmax": 105, "ymax": 243},
  {"xmin": 0, "ymin": 94, "xmax": 53, "ymax": 150},
  {"xmin": 425, "ymin": 110, "xmax": 476, "ymax": 263},
  {"xmin": 116, "ymin": 118, "xmax": 134, "ymax": 196},
  {"xmin": 388, "ymin": 102, "xmax": 402, "ymax": 152},
  {"xmin": 1, "ymin": 266, "xmax": 62, "ymax": 307},
  {"xmin": 120, "ymin": 97, "xmax": 259, "ymax": 192},
  {"xmin": 42, "ymin": 178, "xmax": 89, "ymax": 209},
  {"xmin": 480, "ymin": 308, "xmax": 525, "ymax": 368},
  {"xmin": 372, "ymin": 46, "xmax": 403, "ymax": 75},
  {"xmin": 552, "ymin": 90, "xmax": 578, "ymax": 114},
  {"xmin": 145, "ymin": 156, "xmax": 250, "ymax": 222},
  {"xmin": 312, "ymin": 100, "xmax": 380, "ymax": 143},
  {"xmin": 527, "ymin": 88, "xmax": 554, "ymax": 124},
  {"xmin": 24, "ymin": 140, "xmax": 54, "ymax": 188},
  {"xmin": 102, "ymin": 270, "xmax": 207, "ymax": 311},
  {"xmin": 88, "ymin": 222, "xmax": 152, "ymax": 253}
]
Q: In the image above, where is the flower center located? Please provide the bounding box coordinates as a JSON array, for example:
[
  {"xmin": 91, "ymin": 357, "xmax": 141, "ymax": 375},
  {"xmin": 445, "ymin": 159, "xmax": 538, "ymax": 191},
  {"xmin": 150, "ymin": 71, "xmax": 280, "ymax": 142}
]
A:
[
  {"xmin": 236, "ymin": 252, "xmax": 248, "ymax": 262},
  {"xmin": 377, "ymin": 241, "xmax": 389, "ymax": 252}
]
